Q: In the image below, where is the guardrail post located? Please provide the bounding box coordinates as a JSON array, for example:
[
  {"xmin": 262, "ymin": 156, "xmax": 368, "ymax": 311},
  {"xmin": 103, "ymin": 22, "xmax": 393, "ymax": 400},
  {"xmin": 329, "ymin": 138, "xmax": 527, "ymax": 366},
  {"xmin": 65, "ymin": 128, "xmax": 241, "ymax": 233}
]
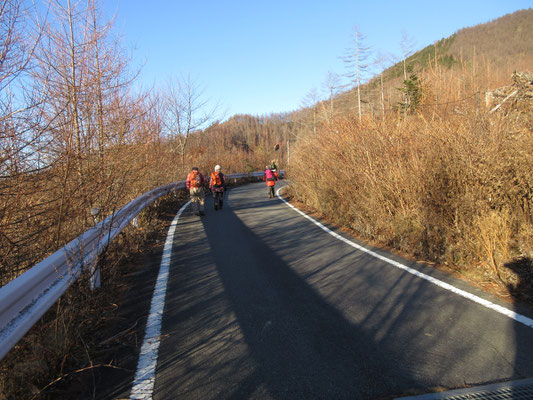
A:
[
  {"xmin": 90, "ymin": 207, "xmax": 101, "ymax": 291},
  {"xmin": 89, "ymin": 260, "xmax": 101, "ymax": 291}
]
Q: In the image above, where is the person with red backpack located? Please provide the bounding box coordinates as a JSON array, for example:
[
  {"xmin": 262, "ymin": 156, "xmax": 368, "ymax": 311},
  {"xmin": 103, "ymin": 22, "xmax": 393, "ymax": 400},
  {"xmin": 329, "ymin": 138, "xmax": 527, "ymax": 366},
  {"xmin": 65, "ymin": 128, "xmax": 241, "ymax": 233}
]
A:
[
  {"xmin": 209, "ymin": 164, "xmax": 226, "ymax": 210},
  {"xmin": 186, "ymin": 167, "xmax": 206, "ymax": 216},
  {"xmin": 263, "ymin": 165, "xmax": 278, "ymax": 198}
]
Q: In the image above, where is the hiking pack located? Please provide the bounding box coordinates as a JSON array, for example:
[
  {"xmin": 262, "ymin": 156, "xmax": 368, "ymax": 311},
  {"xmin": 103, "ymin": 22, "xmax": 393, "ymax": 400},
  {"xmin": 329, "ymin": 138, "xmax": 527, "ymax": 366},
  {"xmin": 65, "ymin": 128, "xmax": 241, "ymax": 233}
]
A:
[
  {"xmin": 211, "ymin": 172, "xmax": 223, "ymax": 187},
  {"xmin": 265, "ymin": 168, "xmax": 275, "ymax": 181},
  {"xmin": 190, "ymin": 170, "xmax": 202, "ymax": 188}
]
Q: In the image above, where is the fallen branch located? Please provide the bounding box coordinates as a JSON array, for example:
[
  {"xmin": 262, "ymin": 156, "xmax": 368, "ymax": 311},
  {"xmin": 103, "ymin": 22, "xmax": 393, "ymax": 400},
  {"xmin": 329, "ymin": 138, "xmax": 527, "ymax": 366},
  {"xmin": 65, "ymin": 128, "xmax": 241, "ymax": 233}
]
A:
[
  {"xmin": 489, "ymin": 90, "xmax": 518, "ymax": 113},
  {"xmin": 30, "ymin": 363, "xmax": 125, "ymax": 400},
  {"xmin": 99, "ymin": 319, "xmax": 139, "ymax": 346}
]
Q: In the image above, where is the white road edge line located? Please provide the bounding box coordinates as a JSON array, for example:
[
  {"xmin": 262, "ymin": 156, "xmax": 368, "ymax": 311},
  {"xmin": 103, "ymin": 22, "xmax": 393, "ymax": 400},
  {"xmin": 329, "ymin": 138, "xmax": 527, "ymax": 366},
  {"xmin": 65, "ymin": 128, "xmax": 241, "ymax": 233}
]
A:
[
  {"xmin": 276, "ymin": 188, "xmax": 533, "ymax": 329},
  {"xmin": 130, "ymin": 200, "xmax": 191, "ymax": 400}
]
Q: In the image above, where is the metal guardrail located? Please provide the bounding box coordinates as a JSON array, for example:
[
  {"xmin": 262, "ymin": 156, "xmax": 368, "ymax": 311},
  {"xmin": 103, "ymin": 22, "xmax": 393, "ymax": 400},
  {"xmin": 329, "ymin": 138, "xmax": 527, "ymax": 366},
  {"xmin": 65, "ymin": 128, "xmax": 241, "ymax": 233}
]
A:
[{"xmin": 0, "ymin": 170, "xmax": 271, "ymax": 361}]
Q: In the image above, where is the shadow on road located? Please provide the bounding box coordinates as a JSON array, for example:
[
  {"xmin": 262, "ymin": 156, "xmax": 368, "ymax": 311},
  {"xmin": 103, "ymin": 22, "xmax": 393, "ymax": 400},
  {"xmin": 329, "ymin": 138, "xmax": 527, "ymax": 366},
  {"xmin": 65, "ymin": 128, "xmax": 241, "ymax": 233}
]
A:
[
  {"xmin": 152, "ymin": 184, "xmax": 533, "ymax": 400},
  {"xmin": 199, "ymin": 200, "xmax": 422, "ymax": 399},
  {"xmin": 506, "ymin": 257, "xmax": 533, "ymax": 398}
]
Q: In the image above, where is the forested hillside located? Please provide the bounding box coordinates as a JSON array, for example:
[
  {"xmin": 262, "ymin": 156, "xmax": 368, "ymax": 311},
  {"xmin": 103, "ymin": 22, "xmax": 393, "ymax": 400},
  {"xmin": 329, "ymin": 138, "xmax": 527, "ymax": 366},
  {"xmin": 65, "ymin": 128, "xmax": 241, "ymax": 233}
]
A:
[
  {"xmin": 449, "ymin": 8, "xmax": 533, "ymax": 68},
  {"xmin": 202, "ymin": 9, "xmax": 533, "ymax": 157},
  {"xmin": 331, "ymin": 8, "xmax": 533, "ymax": 119}
]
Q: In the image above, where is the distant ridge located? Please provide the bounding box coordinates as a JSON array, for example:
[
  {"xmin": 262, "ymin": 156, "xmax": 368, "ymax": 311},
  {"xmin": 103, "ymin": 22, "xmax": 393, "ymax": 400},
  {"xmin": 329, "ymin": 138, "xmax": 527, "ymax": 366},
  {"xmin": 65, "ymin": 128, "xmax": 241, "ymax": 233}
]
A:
[
  {"xmin": 331, "ymin": 8, "xmax": 533, "ymax": 116},
  {"xmin": 378, "ymin": 9, "xmax": 533, "ymax": 85}
]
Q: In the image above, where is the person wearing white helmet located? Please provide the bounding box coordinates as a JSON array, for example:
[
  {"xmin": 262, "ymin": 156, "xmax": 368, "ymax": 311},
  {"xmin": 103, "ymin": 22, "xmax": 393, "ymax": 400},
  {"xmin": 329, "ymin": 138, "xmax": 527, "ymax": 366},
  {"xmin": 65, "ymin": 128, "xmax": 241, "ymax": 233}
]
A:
[{"xmin": 209, "ymin": 164, "xmax": 227, "ymax": 210}]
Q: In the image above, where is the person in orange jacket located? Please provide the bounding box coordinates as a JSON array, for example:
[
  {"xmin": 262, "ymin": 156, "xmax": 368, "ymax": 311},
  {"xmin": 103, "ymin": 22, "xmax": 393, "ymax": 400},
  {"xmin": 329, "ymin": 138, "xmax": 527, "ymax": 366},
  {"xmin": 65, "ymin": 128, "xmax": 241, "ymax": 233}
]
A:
[
  {"xmin": 209, "ymin": 164, "xmax": 227, "ymax": 210},
  {"xmin": 263, "ymin": 165, "xmax": 278, "ymax": 198},
  {"xmin": 186, "ymin": 167, "xmax": 206, "ymax": 216}
]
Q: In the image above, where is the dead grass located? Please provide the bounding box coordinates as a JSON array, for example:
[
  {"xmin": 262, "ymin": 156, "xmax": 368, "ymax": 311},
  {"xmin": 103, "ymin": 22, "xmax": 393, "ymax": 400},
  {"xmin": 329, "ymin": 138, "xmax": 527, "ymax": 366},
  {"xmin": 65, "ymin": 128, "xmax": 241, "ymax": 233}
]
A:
[
  {"xmin": 0, "ymin": 191, "xmax": 188, "ymax": 400},
  {"xmin": 287, "ymin": 72, "xmax": 533, "ymax": 299}
]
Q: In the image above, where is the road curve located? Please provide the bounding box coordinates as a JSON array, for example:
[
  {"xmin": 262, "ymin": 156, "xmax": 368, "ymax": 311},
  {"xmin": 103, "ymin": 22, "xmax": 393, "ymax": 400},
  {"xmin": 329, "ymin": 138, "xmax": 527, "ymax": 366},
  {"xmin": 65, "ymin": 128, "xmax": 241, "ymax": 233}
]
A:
[{"xmin": 134, "ymin": 181, "xmax": 533, "ymax": 400}]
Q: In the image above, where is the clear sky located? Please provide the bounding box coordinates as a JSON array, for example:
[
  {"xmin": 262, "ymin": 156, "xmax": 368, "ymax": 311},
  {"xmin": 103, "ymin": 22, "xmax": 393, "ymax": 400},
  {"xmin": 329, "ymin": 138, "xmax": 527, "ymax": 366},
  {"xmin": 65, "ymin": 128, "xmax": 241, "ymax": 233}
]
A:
[{"xmin": 104, "ymin": 0, "xmax": 532, "ymax": 119}]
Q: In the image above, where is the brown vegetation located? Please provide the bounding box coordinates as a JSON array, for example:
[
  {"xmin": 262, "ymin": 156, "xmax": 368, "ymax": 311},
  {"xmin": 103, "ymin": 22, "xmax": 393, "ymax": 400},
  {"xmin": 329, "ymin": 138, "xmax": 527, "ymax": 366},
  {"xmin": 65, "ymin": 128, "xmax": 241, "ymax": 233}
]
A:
[
  {"xmin": 287, "ymin": 60, "xmax": 533, "ymax": 297},
  {"xmin": 0, "ymin": 192, "xmax": 187, "ymax": 399},
  {"xmin": 0, "ymin": 0, "xmax": 283, "ymax": 287},
  {"xmin": 1, "ymin": 2, "xmax": 532, "ymax": 398},
  {"xmin": 450, "ymin": 9, "xmax": 533, "ymax": 67},
  {"xmin": 285, "ymin": 12, "xmax": 533, "ymax": 298}
]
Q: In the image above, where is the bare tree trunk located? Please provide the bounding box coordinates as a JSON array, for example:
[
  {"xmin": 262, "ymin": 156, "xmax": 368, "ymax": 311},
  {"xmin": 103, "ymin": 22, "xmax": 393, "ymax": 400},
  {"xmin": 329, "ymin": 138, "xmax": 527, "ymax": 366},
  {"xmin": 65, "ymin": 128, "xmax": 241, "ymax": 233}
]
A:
[
  {"xmin": 90, "ymin": 0, "xmax": 105, "ymax": 168},
  {"xmin": 343, "ymin": 27, "xmax": 368, "ymax": 121},
  {"xmin": 313, "ymin": 107, "xmax": 317, "ymax": 134},
  {"xmin": 401, "ymin": 32, "xmax": 415, "ymax": 117},
  {"xmin": 380, "ymin": 70, "xmax": 385, "ymax": 116},
  {"xmin": 355, "ymin": 31, "xmax": 362, "ymax": 121},
  {"xmin": 67, "ymin": 0, "xmax": 82, "ymax": 168}
]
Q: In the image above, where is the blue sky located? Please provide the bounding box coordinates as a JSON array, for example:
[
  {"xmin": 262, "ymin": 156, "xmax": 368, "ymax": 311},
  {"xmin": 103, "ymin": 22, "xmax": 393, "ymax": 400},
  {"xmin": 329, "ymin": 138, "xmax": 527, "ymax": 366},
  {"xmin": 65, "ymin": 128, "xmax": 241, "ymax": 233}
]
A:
[{"xmin": 104, "ymin": 0, "xmax": 531, "ymax": 118}]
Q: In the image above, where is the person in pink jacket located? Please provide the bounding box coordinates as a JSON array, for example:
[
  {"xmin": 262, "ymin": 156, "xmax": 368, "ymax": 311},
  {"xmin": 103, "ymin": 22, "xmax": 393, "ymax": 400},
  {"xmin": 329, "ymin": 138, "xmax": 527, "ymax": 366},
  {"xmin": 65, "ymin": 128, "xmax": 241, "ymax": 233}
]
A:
[{"xmin": 263, "ymin": 165, "xmax": 278, "ymax": 198}]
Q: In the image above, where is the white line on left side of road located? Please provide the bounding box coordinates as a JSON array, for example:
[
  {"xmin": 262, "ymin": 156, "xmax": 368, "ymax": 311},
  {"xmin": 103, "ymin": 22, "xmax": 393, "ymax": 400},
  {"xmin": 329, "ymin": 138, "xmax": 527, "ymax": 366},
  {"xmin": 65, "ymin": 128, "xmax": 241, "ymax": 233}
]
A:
[
  {"xmin": 130, "ymin": 200, "xmax": 191, "ymax": 400},
  {"xmin": 276, "ymin": 188, "xmax": 533, "ymax": 330}
]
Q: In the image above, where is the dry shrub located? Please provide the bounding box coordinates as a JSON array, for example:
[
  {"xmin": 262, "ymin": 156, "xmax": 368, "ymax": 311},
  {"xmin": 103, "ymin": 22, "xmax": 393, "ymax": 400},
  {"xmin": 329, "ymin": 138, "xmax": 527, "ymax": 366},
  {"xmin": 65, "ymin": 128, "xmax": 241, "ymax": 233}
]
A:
[
  {"xmin": 288, "ymin": 100, "xmax": 533, "ymax": 290},
  {"xmin": 187, "ymin": 135, "xmax": 276, "ymax": 176},
  {"xmin": 290, "ymin": 116, "xmax": 428, "ymax": 252},
  {"xmin": 0, "ymin": 269, "xmax": 118, "ymax": 399},
  {"xmin": 0, "ymin": 192, "xmax": 185, "ymax": 399},
  {"xmin": 0, "ymin": 138, "xmax": 181, "ymax": 287},
  {"xmin": 470, "ymin": 209, "xmax": 512, "ymax": 283}
]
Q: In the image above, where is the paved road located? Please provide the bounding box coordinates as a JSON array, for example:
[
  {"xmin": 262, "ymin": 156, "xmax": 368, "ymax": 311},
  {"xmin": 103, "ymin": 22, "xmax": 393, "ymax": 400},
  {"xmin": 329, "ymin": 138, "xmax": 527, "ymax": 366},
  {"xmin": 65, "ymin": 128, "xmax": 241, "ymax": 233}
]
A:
[{"xmin": 140, "ymin": 182, "xmax": 533, "ymax": 399}]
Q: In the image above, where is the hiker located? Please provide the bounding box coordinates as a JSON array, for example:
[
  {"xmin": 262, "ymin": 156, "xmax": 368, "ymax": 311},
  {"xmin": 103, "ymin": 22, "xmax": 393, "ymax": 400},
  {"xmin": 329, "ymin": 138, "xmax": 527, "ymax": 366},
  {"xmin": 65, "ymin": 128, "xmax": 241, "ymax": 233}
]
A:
[
  {"xmin": 269, "ymin": 159, "xmax": 278, "ymax": 173},
  {"xmin": 209, "ymin": 165, "xmax": 227, "ymax": 210},
  {"xmin": 263, "ymin": 165, "xmax": 278, "ymax": 198},
  {"xmin": 186, "ymin": 167, "xmax": 206, "ymax": 216}
]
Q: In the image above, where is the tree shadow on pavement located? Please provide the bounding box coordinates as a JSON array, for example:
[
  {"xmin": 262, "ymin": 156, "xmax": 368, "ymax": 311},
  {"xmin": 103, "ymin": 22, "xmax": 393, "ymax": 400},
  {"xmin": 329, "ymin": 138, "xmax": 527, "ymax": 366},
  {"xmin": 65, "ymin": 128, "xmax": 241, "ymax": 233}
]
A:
[
  {"xmin": 506, "ymin": 256, "xmax": 533, "ymax": 398},
  {"xmin": 200, "ymin": 205, "xmax": 422, "ymax": 400},
  {"xmin": 506, "ymin": 257, "xmax": 533, "ymax": 306},
  {"xmin": 152, "ymin": 185, "xmax": 533, "ymax": 400}
]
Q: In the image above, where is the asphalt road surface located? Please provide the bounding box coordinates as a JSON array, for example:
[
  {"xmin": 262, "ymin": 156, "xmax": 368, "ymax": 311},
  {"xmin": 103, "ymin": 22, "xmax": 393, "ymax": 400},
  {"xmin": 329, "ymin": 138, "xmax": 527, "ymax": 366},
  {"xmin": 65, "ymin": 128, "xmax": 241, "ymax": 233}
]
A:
[{"xmin": 135, "ymin": 181, "xmax": 533, "ymax": 399}]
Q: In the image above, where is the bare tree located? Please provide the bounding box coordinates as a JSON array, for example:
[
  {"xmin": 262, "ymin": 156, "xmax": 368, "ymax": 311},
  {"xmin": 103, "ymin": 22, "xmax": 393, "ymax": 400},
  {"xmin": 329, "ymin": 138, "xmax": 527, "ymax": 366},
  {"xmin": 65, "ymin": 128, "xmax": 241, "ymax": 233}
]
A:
[
  {"xmin": 25, "ymin": 0, "xmax": 141, "ymax": 246},
  {"xmin": 162, "ymin": 75, "xmax": 218, "ymax": 170},
  {"xmin": 342, "ymin": 26, "xmax": 370, "ymax": 121},
  {"xmin": 400, "ymin": 31, "xmax": 416, "ymax": 80},
  {"xmin": 0, "ymin": 0, "xmax": 43, "ymax": 176},
  {"xmin": 0, "ymin": 0, "xmax": 51, "ymax": 282},
  {"xmin": 321, "ymin": 71, "xmax": 341, "ymax": 122},
  {"xmin": 300, "ymin": 87, "xmax": 322, "ymax": 134},
  {"xmin": 373, "ymin": 51, "xmax": 392, "ymax": 116},
  {"xmin": 400, "ymin": 31, "xmax": 417, "ymax": 115}
]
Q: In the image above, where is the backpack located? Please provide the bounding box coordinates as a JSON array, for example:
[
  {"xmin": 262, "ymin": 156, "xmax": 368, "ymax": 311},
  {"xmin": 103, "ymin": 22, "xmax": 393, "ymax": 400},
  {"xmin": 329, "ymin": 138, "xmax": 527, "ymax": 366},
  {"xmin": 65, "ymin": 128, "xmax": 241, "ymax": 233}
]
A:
[
  {"xmin": 265, "ymin": 168, "xmax": 275, "ymax": 181},
  {"xmin": 190, "ymin": 171, "xmax": 202, "ymax": 188},
  {"xmin": 211, "ymin": 172, "xmax": 223, "ymax": 187}
]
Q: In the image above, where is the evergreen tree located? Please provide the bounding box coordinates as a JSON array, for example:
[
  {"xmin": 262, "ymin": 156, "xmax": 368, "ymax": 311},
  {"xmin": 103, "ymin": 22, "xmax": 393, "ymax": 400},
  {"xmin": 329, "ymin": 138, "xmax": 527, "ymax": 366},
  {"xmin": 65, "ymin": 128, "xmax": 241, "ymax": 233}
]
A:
[{"xmin": 397, "ymin": 66, "xmax": 422, "ymax": 114}]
